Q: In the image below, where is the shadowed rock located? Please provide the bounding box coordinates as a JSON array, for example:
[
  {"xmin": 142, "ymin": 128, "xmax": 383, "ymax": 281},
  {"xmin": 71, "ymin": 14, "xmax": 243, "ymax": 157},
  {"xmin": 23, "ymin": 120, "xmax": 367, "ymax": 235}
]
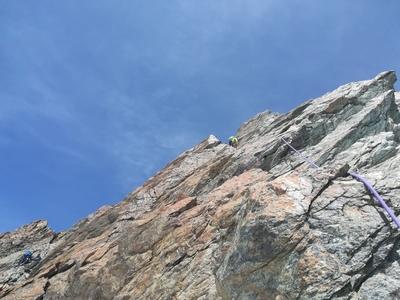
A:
[{"xmin": 2, "ymin": 71, "xmax": 400, "ymax": 299}]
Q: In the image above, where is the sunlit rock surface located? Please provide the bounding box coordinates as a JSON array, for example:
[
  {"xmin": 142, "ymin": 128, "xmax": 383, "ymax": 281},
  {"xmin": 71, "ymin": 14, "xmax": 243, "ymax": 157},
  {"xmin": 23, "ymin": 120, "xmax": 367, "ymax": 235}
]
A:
[{"xmin": 1, "ymin": 71, "xmax": 400, "ymax": 299}]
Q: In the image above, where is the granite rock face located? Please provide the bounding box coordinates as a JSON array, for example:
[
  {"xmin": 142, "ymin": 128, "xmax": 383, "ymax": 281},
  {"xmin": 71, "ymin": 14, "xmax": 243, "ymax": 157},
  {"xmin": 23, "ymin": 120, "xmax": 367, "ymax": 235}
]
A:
[
  {"xmin": 1, "ymin": 71, "xmax": 400, "ymax": 299},
  {"xmin": 0, "ymin": 220, "xmax": 58, "ymax": 291}
]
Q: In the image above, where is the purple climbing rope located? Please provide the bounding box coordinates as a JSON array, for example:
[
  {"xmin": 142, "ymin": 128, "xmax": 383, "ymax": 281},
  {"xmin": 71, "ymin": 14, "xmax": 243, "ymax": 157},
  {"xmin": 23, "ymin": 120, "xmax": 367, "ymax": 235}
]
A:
[
  {"xmin": 280, "ymin": 136, "xmax": 400, "ymax": 229},
  {"xmin": 280, "ymin": 137, "xmax": 320, "ymax": 169},
  {"xmin": 348, "ymin": 173, "xmax": 400, "ymax": 228}
]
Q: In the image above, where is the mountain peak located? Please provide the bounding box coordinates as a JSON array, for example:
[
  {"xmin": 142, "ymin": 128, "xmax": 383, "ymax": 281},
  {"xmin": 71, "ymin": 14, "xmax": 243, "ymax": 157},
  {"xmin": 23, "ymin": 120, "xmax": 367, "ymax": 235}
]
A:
[{"xmin": 2, "ymin": 71, "xmax": 400, "ymax": 299}]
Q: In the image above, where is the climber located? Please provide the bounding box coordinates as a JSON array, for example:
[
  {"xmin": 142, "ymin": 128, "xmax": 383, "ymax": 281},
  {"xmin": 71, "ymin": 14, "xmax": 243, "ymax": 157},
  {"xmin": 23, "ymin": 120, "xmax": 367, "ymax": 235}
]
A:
[
  {"xmin": 20, "ymin": 253, "xmax": 42, "ymax": 272},
  {"xmin": 228, "ymin": 136, "xmax": 239, "ymax": 147},
  {"xmin": 34, "ymin": 253, "xmax": 41, "ymax": 261},
  {"xmin": 18, "ymin": 250, "xmax": 32, "ymax": 266}
]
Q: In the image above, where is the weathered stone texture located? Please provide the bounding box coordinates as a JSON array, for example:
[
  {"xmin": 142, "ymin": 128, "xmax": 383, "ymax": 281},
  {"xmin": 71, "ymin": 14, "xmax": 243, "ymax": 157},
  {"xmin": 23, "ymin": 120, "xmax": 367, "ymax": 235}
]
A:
[{"xmin": 1, "ymin": 71, "xmax": 400, "ymax": 299}]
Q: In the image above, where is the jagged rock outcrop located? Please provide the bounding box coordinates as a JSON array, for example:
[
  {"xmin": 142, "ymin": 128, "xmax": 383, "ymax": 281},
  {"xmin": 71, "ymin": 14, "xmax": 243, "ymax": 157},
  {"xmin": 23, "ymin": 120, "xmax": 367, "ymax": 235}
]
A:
[
  {"xmin": 0, "ymin": 220, "xmax": 58, "ymax": 290},
  {"xmin": 1, "ymin": 71, "xmax": 400, "ymax": 299}
]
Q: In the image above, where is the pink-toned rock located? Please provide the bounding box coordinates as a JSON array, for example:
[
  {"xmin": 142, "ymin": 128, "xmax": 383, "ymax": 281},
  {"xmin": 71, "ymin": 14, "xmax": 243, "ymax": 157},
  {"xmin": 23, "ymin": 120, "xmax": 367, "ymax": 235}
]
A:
[{"xmin": 2, "ymin": 71, "xmax": 400, "ymax": 299}]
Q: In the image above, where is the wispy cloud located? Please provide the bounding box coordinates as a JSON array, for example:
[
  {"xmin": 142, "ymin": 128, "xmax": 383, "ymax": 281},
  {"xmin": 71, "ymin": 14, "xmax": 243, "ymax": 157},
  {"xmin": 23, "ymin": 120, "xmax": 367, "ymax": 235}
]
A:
[
  {"xmin": 2, "ymin": 0, "xmax": 400, "ymax": 233},
  {"xmin": 98, "ymin": 88, "xmax": 202, "ymax": 189}
]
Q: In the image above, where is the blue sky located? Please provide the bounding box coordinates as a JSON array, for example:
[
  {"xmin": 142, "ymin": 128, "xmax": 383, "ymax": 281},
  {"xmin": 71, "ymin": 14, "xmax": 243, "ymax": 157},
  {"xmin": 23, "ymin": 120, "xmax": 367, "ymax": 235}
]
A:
[{"xmin": 1, "ymin": 1, "xmax": 400, "ymax": 233}]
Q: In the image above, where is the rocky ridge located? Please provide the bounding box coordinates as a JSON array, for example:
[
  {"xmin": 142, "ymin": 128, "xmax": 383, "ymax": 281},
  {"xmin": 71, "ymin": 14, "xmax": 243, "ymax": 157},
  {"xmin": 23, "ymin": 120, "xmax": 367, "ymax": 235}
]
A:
[{"xmin": 1, "ymin": 71, "xmax": 400, "ymax": 299}]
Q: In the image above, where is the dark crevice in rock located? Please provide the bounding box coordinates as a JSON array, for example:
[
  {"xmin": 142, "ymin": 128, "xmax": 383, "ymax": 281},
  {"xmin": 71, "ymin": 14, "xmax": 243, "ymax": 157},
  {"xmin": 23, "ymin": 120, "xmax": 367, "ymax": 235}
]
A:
[
  {"xmin": 193, "ymin": 222, "xmax": 210, "ymax": 240},
  {"xmin": 236, "ymin": 141, "xmax": 280, "ymax": 175},
  {"xmin": 193, "ymin": 156, "xmax": 233, "ymax": 194},
  {"xmin": 278, "ymin": 123, "xmax": 292, "ymax": 134},
  {"xmin": 251, "ymin": 224, "xmax": 308, "ymax": 274},
  {"xmin": 40, "ymin": 260, "xmax": 76, "ymax": 280},
  {"xmin": 168, "ymin": 198, "xmax": 197, "ymax": 219},
  {"xmin": 29, "ymin": 242, "xmax": 77, "ymax": 278},
  {"xmin": 0, "ymin": 289, "xmax": 12, "ymax": 298},
  {"xmin": 372, "ymin": 231, "xmax": 400, "ymax": 264},
  {"xmin": 48, "ymin": 232, "xmax": 59, "ymax": 244},
  {"xmin": 372, "ymin": 147, "xmax": 398, "ymax": 167},
  {"xmin": 40, "ymin": 264, "xmax": 59, "ymax": 279},
  {"xmin": 19, "ymin": 279, "xmax": 34, "ymax": 288},
  {"xmin": 385, "ymin": 93, "xmax": 400, "ymax": 125},
  {"xmin": 35, "ymin": 280, "xmax": 51, "ymax": 300},
  {"xmin": 0, "ymin": 279, "xmax": 35, "ymax": 298},
  {"xmin": 166, "ymin": 216, "xmax": 183, "ymax": 228},
  {"xmin": 210, "ymin": 155, "xmax": 233, "ymax": 176},
  {"xmin": 351, "ymin": 234, "xmax": 400, "ymax": 293},
  {"xmin": 383, "ymin": 236, "xmax": 400, "ymax": 264},
  {"xmin": 81, "ymin": 251, "xmax": 96, "ymax": 267},
  {"xmin": 374, "ymin": 207, "xmax": 393, "ymax": 226},
  {"xmin": 259, "ymin": 143, "xmax": 290, "ymax": 172},
  {"xmin": 306, "ymin": 181, "xmax": 334, "ymax": 220},
  {"xmin": 328, "ymin": 282, "xmax": 353, "ymax": 300},
  {"xmin": 311, "ymin": 196, "xmax": 345, "ymax": 215},
  {"xmin": 344, "ymin": 225, "xmax": 386, "ymax": 266},
  {"xmin": 165, "ymin": 253, "xmax": 187, "ymax": 271},
  {"xmin": 275, "ymin": 100, "xmax": 313, "ymax": 128}
]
